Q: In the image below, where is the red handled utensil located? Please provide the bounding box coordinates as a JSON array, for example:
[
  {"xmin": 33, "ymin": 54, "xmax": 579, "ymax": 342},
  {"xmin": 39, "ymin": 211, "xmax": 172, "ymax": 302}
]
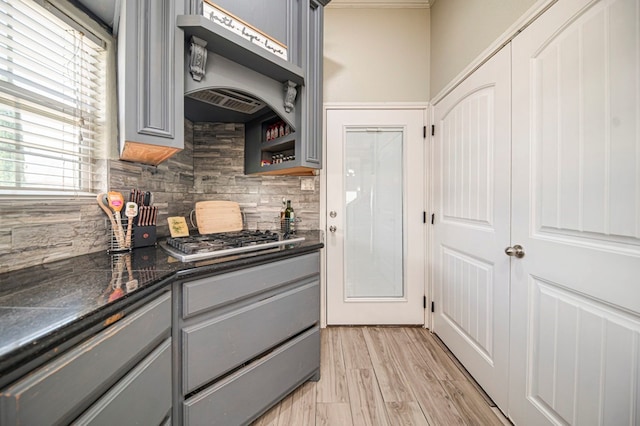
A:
[
  {"xmin": 107, "ymin": 191, "xmax": 126, "ymax": 249},
  {"xmin": 97, "ymin": 193, "xmax": 124, "ymax": 248}
]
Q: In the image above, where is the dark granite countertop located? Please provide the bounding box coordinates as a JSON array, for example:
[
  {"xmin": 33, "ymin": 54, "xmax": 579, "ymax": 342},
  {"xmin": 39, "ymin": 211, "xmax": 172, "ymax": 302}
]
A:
[{"xmin": 0, "ymin": 231, "xmax": 323, "ymax": 388}]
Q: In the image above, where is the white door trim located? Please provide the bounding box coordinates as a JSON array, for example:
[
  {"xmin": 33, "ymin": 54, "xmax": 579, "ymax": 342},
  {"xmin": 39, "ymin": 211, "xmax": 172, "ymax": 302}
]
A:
[{"xmin": 321, "ymin": 102, "xmax": 430, "ymax": 328}]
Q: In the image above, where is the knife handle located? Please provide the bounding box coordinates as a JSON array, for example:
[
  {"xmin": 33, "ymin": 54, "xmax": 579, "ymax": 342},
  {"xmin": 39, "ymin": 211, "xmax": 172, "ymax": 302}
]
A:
[{"xmin": 140, "ymin": 206, "xmax": 147, "ymax": 226}]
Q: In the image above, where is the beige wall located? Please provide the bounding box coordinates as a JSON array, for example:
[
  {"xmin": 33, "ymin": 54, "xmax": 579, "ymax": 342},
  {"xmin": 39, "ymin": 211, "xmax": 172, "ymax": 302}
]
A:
[
  {"xmin": 429, "ymin": 0, "xmax": 537, "ymax": 97},
  {"xmin": 324, "ymin": 7, "xmax": 430, "ymax": 102}
]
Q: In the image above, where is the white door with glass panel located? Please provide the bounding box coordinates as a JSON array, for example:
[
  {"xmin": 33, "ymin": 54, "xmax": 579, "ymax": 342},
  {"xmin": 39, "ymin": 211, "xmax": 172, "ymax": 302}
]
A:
[{"xmin": 326, "ymin": 108, "xmax": 425, "ymax": 325}]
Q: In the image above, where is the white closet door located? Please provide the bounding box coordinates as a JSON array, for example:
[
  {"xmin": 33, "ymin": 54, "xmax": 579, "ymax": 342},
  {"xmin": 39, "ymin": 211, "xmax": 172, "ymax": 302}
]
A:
[
  {"xmin": 510, "ymin": 0, "xmax": 640, "ymax": 424},
  {"xmin": 432, "ymin": 46, "xmax": 511, "ymax": 411}
]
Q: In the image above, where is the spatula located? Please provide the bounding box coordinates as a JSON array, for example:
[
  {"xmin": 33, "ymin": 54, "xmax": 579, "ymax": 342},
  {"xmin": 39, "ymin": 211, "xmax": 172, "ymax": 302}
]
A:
[
  {"xmin": 97, "ymin": 193, "xmax": 125, "ymax": 248},
  {"xmin": 107, "ymin": 191, "xmax": 126, "ymax": 249},
  {"xmin": 124, "ymin": 202, "xmax": 138, "ymax": 248}
]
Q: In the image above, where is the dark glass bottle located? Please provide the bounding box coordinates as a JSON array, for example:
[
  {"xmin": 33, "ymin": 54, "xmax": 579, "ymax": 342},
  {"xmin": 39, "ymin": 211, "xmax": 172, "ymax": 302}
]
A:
[
  {"xmin": 284, "ymin": 200, "xmax": 295, "ymax": 234},
  {"xmin": 280, "ymin": 197, "xmax": 286, "ymax": 232}
]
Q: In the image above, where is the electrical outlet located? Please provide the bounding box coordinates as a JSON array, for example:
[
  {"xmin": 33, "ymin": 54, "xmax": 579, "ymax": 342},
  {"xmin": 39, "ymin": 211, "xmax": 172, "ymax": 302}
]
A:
[{"xmin": 300, "ymin": 178, "xmax": 314, "ymax": 191}]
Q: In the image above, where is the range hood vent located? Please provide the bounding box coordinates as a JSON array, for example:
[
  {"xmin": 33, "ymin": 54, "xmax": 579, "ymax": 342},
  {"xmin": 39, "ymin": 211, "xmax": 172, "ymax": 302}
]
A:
[
  {"xmin": 186, "ymin": 88, "xmax": 266, "ymax": 114},
  {"xmin": 179, "ymin": 15, "xmax": 305, "ymax": 125}
]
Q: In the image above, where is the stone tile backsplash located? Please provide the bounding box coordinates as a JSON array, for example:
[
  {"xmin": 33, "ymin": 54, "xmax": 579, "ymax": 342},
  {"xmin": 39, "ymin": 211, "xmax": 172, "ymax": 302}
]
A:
[
  {"xmin": 0, "ymin": 120, "xmax": 320, "ymax": 273},
  {"xmin": 193, "ymin": 122, "xmax": 319, "ymax": 232}
]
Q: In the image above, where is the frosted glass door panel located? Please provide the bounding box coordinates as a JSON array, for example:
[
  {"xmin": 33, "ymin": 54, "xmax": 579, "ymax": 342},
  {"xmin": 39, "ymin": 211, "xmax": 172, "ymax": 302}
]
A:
[
  {"xmin": 344, "ymin": 129, "xmax": 404, "ymax": 298},
  {"xmin": 326, "ymin": 108, "xmax": 425, "ymax": 325}
]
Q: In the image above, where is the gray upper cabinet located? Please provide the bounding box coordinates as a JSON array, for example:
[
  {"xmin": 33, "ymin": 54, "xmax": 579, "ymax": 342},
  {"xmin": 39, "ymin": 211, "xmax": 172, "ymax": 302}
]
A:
[
  {"xmin": 118, "ymin": 0, "xmax": 185, "ymax": 166},
  {"xmin": 243, "ymin": 0, "xmax": 326, "ymax": 176},
  {"xmin": 178, "ymin": 0, "xmax": 329, "ymax": 176},
  {"xmin": 301, "ymin": 0, "xmax": 324, "ymax": 168}
]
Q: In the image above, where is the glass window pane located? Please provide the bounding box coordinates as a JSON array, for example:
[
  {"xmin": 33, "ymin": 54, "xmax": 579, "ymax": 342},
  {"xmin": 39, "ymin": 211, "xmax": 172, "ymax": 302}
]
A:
[{"xmin": 344, "ymin": 128, "xmax": 404, "ymax": 298}]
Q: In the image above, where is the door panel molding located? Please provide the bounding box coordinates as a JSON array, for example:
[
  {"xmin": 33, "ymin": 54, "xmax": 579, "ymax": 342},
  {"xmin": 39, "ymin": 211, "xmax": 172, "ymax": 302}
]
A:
[
  {"xmin": 440, "ymin": 86, "xmax": 495, "ymax": 229},
  {"xmin": 440, "ymin": 245, "xmax": 495, "ymax": 362},
  {"xmin": 526, "ymin": 276, "xmax": 640, "ymax": 425}
]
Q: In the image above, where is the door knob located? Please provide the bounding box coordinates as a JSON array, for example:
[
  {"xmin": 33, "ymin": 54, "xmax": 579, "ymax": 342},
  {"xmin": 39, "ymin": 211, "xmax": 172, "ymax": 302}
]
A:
[
  {"xmin": 329, "ymin": 226, "xmax": 337, "ymax": 233},
  {"xmin": 505, "ymin": 245, "xmax": 525, "ymax": 258}
]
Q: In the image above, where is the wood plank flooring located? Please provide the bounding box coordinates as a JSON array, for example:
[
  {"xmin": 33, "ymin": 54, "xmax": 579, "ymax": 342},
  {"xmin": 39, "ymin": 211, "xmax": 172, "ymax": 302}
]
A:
[{"xmin": 252, "ymin": 326, "xmax": 510, "ymax": 426}]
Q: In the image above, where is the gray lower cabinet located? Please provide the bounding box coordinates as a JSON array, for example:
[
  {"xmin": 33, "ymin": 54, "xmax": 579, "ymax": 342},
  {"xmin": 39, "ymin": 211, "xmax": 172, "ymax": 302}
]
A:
[
  {"xmin": 0, "ymin": 292, "xmax": 172, "ymax": 426},
  {"xmin": 1, "ymin": 251, "xmax": 321, "ymax": 426},
  {"xmin": 174, "ymin": 252, "xmax": 321, "ymax": 425},
  {"xmin": 184, "ymin": 327, "xmax": 320, "ymax": 426},
  {"xmin": 73, "ymin": 338, "xmax": 172, "ymax": 425}
]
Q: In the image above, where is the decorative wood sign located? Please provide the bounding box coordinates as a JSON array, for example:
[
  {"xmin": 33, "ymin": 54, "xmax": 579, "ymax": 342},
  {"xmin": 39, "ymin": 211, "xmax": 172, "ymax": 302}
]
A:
[
  {"xmin": 203, "ymin": 1, "xmax": 288, "ymax": 60},
  {"xmin": 167, "ymin": 217, "xmax": 190, "ymax": 237}
]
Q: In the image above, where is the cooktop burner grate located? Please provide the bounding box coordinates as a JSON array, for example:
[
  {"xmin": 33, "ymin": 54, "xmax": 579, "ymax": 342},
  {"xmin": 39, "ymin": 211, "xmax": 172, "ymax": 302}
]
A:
[{"xmin": 162, "ymin": 230, "xmax": 305, "ymax": 262}]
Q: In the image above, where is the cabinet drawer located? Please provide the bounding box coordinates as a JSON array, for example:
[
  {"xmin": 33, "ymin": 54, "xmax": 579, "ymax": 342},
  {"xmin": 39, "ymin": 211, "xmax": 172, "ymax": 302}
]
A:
[
  {"xmin": 73, "ymin": 338, "xmax": 172, "ymax": 426},
  {"xmin": 184, "ymin": 326, "xmax": 320, "ymax": 426},
  {"xmin": 183, "ymin": 252, "xmax": 320, "ymax": 318},
  {"xmin": 0, "ymin": 292, "xmax": 171, "ymax": 426},
  {"xmin": 183, "ymin": 280, "xmax": 319, "ymax": 393}
]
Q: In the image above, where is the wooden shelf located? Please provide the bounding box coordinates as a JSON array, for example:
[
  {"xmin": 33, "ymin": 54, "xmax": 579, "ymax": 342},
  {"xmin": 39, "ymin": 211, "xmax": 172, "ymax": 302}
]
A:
[
  {"xmin": 177, "ymin": 15, "xmax": 305, "ymax": 86},
  {"xmin": 262, "ymin": 134, "xmax": 295, "ymax": 151},
  {"xmin": 256, "ymin": 165, "xmax": 319, "ymax": 176}
]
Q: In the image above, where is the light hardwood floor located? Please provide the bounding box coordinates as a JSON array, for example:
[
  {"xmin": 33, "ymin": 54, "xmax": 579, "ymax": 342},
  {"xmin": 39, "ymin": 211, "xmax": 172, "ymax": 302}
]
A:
[{"xmin": 252, "ymin": 326, "xmax": 511, "ymax": 426}]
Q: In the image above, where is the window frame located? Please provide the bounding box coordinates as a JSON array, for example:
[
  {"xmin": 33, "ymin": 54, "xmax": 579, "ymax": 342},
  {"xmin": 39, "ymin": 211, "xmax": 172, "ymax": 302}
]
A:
[{"xmin": 0, "ymin": 0, "xmax": 116, "ymax": 200}]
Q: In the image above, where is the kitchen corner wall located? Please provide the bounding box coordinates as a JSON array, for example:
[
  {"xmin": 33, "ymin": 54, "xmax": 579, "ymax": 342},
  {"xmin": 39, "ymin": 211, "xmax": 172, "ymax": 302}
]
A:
[
  {"xmin": 324, "ymin": 7, "xmax": 430, "ymax": 102},
  {"xmin": 192, "ymin": 122, "xmax": 319, "ymax": 232},
  {"xmin": 0, "ymin": 120, "xmax": 319, "ymax": 274},
  {"xmin": 429, "ymin": 0, "xmax": 537, "ymax": 97}
]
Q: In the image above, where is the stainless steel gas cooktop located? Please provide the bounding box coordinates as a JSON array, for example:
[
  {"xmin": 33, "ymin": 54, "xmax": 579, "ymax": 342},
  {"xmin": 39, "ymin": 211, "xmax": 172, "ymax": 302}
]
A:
[{"xmin": 160, "ymin": 230, "xmax": 305, "ymax": 262}]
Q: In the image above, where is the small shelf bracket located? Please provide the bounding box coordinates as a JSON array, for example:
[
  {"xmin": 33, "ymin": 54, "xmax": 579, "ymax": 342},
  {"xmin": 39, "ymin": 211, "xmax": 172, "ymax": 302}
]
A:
[
  {"xmin": 189, "ymin": 36, "xmax": 208, "ymax": 82},
  {"xmin": 283, "ymin": 80, "xmax": 297, "ymax": 113}
]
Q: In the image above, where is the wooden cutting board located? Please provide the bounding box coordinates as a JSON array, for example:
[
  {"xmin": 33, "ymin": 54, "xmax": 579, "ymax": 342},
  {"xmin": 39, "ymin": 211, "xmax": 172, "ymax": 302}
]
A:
[{"xmin": 195, "ymin": 201, "xmax": 243, "ymax": 234}]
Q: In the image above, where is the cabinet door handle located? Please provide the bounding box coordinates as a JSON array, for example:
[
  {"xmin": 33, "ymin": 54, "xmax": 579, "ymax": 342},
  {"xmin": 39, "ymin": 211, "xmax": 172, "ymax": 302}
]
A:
[{"xmin": 329, "ymin": 226, "xmax": 337, "ymax": 233}]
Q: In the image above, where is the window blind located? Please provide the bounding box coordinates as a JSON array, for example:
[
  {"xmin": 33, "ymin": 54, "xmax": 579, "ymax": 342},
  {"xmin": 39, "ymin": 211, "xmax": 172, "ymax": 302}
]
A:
[{"xmin": 0, "ymin": 0, "xmax": 106, "ymax": 197}]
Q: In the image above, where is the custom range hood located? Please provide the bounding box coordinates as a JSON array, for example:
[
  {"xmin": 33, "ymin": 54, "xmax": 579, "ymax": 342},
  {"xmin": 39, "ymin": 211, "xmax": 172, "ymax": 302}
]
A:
[
  {"xmin": 112, "ymin": 2, "xmax": 306, "ymax": 166},
  {"xmin": 178, "ymin": 14, "xmax": 304, "ymax": 129}
]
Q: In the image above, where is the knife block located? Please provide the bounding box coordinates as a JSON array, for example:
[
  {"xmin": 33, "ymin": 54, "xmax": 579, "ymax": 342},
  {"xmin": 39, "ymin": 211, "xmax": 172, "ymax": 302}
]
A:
[
  {"xmin": 108, "ymin": 218, "xmax": 156, "ymax": 251},
  {"xmin": 132, "ymin": 225, "xmax": 156, "ymax": 248}
]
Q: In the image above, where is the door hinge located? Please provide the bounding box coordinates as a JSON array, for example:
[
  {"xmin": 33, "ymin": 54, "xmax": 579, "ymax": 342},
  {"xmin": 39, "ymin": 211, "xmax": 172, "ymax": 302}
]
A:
[
  {"xmin": 431, "ymin": 301, "xmax": 435, "ymax": 313},
  {"xmin": 423, "ymin": 126, "xmax": 427, "ymax": 138},
  {"xmin": 431, "ymin": 213, "xmax": 435, "ymax": 225},
  {"xmin": 431, "ymin": 125, "xmax": 435, "ymax": 136},
  {"xmin": 423, "ymin": 296, "xmax": 427, "ymax": 309}
]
